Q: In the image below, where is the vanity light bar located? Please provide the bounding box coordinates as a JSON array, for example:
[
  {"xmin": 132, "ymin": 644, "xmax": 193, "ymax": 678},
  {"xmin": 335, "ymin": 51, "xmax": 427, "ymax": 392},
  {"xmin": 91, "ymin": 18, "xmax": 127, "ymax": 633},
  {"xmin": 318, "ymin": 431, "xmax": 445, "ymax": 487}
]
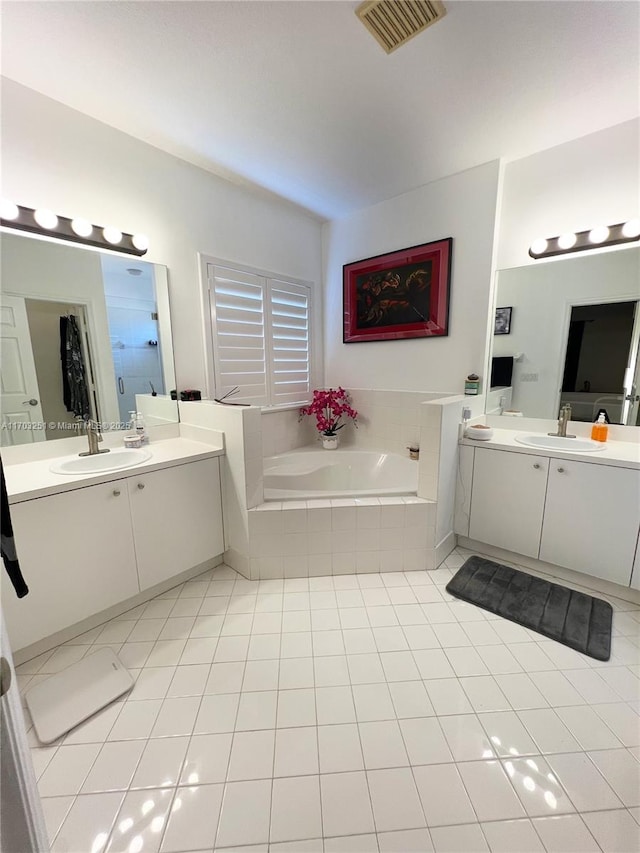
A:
[
  {"xmin": 529, "ymin": 220, "xmax": 640, "ymax": 259},
  {"xmin": 0, "ymin": 202, "xmax": 148, "ymax": 256}
]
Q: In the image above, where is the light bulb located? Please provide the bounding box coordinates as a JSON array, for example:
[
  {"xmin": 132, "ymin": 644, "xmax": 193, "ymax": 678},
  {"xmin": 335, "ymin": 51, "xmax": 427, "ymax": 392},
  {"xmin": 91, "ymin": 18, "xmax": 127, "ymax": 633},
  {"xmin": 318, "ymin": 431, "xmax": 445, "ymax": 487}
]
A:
[
  {"xmin": 103, "ymin": 226, "xmax": 123, "ymax": 244},
  {"xmin": 132, "ymin": 233, "xmax": 149, "ymax": 251},
  {"xmin": 529, "ymin": 238, "xmax": 548, "ymax": 256},
  {"xmin": 0, "ymin": 199, "xmax": 19, "ymax": 220},
  {"xmin": 622, "ymin": 218, "xmax": 640, "ymax": 238},
  {"xmin": 71, "ymin": 218, "xmax": 93, "ymax": 238},
  {"xmin": 588, "ymin": 226, "xmax": 609, "ymax": 244},
  {"xmin": 34, "ymin": 208, "xmax": 58, "ymax": 230},
  {"xmin": 557, "ymin": 232, "xmax": 576, "ymax": 250}
]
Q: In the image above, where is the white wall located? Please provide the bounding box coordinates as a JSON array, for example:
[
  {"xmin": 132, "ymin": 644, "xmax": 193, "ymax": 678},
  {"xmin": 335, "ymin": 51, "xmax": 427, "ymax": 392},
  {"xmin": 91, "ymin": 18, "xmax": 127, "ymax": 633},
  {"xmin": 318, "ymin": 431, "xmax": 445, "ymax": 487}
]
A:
[
  {"xmin": 493, "ymin": 248, "xmax": 639, "ymax": 418},
  {"xmin": 497, "ymin": 119, "xmax": 639, "ymax": 270},
  {"xmin": 1, "ymin": 80, "xmax": 324, "ymax": 393},
  {"xmin": 323, "ymin": 160, "xmax": 500, "ymax": 394}
]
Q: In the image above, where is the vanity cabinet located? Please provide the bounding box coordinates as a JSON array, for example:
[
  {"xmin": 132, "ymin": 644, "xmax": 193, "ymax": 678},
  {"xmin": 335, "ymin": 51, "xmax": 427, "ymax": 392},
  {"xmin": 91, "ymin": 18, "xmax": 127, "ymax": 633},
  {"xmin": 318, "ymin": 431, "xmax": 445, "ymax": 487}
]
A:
[
  {"xmin": 540, "ymin": 460, "xmax": 640, "ymax": 586},
  {"xmin": 129, "ymin": 457, "xmax": 224, "ymax": 590},
  {"xmin": 461, "ymin": 444, "xmax": 640, "ymax": 588},
  {"xmin": 2, "ymin": 457, "xmax": 224, "ymax": 651},
  {"xmin": 6, "ymin": 481, "xmax": 139, "ymax": 650},
  {"xmin": 469, "ymin": 448, "xmax": 549, "ymax": 558}
]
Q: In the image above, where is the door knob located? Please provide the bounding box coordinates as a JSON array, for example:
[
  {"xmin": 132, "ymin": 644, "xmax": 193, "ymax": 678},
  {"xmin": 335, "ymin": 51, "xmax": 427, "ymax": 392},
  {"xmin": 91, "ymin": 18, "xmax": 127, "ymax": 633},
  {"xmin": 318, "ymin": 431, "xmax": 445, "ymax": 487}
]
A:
[
  {"xmin": 113, "ymin": 489, "xmax": 121, "ymax": 497},
  {"xmin": 533, "ymin": 463, "xmax": 541, "ymax": 469},
  {"xmin": 22, "ymin": 399, "xmax": 38, "ymax": 406},
  {"xmin": 557, "ymin": 467, "xmax": 565, "ymax": 473},
  {"xmin": 137, "ymin": 483, "xmax": 145, "ymax": 490}
]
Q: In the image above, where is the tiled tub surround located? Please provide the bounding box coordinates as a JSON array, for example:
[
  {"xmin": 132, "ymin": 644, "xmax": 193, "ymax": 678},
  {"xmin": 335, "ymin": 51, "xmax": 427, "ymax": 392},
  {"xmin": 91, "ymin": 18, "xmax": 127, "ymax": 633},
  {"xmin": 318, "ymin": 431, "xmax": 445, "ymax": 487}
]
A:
[
  {"xmin": 19, "ymin": 548, "xmax": 640, "ymax": 853},
  {"xmin": 248, "ymin": 496, "xmax": 436, "ymax": 580}
]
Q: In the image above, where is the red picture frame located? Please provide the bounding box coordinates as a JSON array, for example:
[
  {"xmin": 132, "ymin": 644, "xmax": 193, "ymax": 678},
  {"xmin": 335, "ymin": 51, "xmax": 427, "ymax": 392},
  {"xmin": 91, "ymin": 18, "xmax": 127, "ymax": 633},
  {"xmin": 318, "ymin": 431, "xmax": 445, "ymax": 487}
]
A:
[{"xmin": 343, "ymin": 238, "xmax": 452, "ymax": 343}]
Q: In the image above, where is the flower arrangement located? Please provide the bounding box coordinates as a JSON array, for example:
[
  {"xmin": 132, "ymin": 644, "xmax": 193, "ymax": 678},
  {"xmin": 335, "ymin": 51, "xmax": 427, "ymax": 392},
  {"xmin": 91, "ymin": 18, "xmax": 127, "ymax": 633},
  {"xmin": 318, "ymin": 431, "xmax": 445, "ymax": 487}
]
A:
[{"xmin": 299, "ymin": 387, "xmax": 358, "ymax": 436}]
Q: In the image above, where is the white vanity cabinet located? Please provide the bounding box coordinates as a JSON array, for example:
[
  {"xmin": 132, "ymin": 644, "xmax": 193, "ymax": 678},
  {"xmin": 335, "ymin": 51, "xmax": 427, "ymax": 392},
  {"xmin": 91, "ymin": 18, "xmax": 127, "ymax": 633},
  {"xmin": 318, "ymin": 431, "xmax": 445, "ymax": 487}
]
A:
[
  {"xmin": 5, "ymin": 481, "xmax": 139, "ymax": 650},
  {"xmin": 468, "ymin": 448, "xmax": 549, "ymax": 558},
  {"xmin": 2, "ymin": 456, "xmax": 225, "ymax": 651},
  {"xmin": 540, "ymin": 459, "xmax": 640, "ymax": 586},
  {"xmin": 128, "ymin": 457, "xmax": 224, "ymax": 590},
  {"xmin": 461, "ymin": 443, "xmax": 640, "ymax": 588}
]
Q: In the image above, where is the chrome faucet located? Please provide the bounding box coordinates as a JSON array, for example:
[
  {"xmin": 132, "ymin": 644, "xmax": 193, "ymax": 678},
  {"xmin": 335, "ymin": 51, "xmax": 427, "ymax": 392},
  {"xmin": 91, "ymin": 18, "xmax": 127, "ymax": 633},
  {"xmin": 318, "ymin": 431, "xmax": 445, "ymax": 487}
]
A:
[
  {"xmin": 549, "ymin": 404, "xmax": 576, "ymax": 439},
  {"xmin": 79, "ymin": 419, "xmax": 111, "ymax": 457}
]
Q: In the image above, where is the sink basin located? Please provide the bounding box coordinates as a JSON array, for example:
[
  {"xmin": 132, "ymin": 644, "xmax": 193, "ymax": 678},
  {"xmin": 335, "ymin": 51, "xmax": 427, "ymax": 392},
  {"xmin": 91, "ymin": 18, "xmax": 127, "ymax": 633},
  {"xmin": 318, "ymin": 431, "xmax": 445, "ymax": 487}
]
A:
[
  {"xmin": 50, "ymin": 448, "xmax": 152, "ymax": 475},
  {"xmin": 514, "ymin": 434, "xmax": 605, "ymax": 453}
]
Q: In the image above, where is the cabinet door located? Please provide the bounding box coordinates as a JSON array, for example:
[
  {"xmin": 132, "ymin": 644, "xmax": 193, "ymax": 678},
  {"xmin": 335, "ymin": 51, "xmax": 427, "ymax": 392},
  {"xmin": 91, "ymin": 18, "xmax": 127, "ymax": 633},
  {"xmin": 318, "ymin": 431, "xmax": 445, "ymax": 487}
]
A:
[
  {"xmin": 469, "ymin": 448, "xmax": 549, "ymax": 558},
  {"xmin": 630, "ymin": 528, "xmax": 640, "ymax": 591},
  {"xmin": 540, "ymin": 460, "xmax": 640, "ymax": 586},
  {"xmin": 2, "ymin": 482, "xmax": 137, "ymax": 650},
  {"xmin": 129, "ymin": 458, "xmax": 224, "ymax": 591}
]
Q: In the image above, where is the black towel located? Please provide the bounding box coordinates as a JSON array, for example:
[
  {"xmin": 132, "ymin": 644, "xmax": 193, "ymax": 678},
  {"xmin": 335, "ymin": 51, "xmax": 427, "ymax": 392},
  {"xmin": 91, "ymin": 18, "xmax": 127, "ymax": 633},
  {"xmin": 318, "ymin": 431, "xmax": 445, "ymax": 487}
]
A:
[{"xmin": 0, "ymin": 457, "xmax": 28, "ymax": 598}]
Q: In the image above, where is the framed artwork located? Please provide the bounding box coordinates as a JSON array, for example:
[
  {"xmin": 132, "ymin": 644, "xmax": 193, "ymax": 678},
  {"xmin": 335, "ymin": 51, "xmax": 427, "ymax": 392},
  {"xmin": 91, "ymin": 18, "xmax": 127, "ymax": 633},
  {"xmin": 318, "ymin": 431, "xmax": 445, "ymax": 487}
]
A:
[
  {"xmin": 343, "ymin": 238, "xmax": 453, "ymax": 343},
  {"xmin": 494, "ymin": 306, "xmax": 513, "ymax": 335}
]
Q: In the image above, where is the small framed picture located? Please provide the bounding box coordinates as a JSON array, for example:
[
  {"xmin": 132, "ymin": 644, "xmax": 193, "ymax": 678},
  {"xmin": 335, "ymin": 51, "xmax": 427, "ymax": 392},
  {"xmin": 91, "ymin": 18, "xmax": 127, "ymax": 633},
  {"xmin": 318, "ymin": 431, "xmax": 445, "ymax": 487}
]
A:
[{"xmin": 494, "ymin": 306, "xmax": 512, "ymax": 335}]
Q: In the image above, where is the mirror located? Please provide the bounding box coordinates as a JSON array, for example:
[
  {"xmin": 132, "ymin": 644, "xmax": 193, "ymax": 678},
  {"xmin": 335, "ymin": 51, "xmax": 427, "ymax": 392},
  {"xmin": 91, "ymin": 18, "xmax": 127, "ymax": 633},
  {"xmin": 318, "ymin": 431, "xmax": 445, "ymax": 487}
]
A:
[
  {"xmin": 0, "ymin": 231, "xmax": 178, "ymax": 445},
  {"xmin": 488, "ymin": 247, "xmax": 640, "ymax": 425}
]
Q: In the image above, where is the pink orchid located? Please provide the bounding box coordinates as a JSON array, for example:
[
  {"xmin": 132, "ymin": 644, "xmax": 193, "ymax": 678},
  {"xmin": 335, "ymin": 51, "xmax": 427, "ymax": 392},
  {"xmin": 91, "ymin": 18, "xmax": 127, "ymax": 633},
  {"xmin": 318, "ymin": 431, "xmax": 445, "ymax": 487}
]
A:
[{"xmin": 299, "ymin": 387, "xmax": 358, "ymax": 436}]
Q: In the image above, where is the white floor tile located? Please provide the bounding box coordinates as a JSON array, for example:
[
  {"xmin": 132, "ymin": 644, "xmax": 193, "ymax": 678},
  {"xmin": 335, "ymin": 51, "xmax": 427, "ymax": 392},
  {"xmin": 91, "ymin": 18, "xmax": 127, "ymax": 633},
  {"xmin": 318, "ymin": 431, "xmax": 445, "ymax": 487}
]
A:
[
  {"xmin": 429, "ymin": 823, "xmax": 489, "ymax": 852},
  {"xmin": 460, "ymin": 676, "xmax": 511, "ymax": 713},
  {"xmin": 380, "ymin": 651, "xmax": 421, "ymax": 681},
  {"xmin": 439, "ymin": 714, "xmax": 494, "ymax": 761},
  {"xmin": 216, "ymin": 779, "xmax": 272, "ymax": 847},
  {"xmin": 518, "ymin": 708, "xmax": 582, "ymax": 754},
  {"xmin": 63, "ymin": 702, "xmax": 123, "ymax": 746},
  {"xmin": 205, "ymin": 661, "xmax": 245, "ymax": 694},
  {"xmin": 555, "ymin": 705, "xmax": 624, "ymax": 750},
  {"xmin": 270, "ymin": 775, "xmax": 322, "ymax": 842},
  {"xmin": 582, "ymin": 809, "xmax": 640, "ymax": 853},
  {"xmin": 106, "ymin": 787, "xmax": 173, "ymax": 853},
  {"xmin": 314, "ymin": 655, "xmax": 351, "ymax": 687},
  {"xmin": 388, "ymin": 681, "xmax": 435, "ymax": 719},
  {"xmin": 179, "ymin": 732, "xmax": 232, "ymax": 784},
  {"xmin": 227, "ymin": 729, "xmax": 275, "ymax": 788},
  {"xmin": 160, "ymin": 783, "xmax": 223, "ymax": 852},
  {"xmin": 502, "ymin": 756, "xmax": 575, "ymax": 816},
  {"xmin": 528, "ymin": 671, "xmax": 585, "ymax": 707},
  {"xmin": 425, "ymin": 679, "xmax": 474, "ymax": 715},
  {"xmin": 320, "ymin": 771, "xmax": 375, "ymax": 837},
  {"xmin": 368, "ymin": 767, "xmax": 426, "ymax": 831},
  {"xmin": 235, "ymin": 690, "xmax": 278, "ymax": 730},
  {"xmin": 531, "ymin": 814, "xmax": 600, "ymax": 852},
  {"xmin": 587, "ymin": 748, "xmax": 640, "ymax": 806},
  {"xmin": 129, "ymin": 666, "xmax": 175, "ymax": 701},
  {"xmin": 279, "ymin": 656, "xmax": 315, "ymax": 689},
  {"xmin": 480, "ymin": 818, "xmax": 544, "ymax": 852},
  {"xmin": 52, "ymin": 791, "xmax": 123, "ymax": 853},
  {"xmin": 274, "ymin": 726, "xmax": 319, "ymax": 776},
  {"xmin": 38, "ymin": 744, "xmax": 102, "ymax": 796},
  {"xmin": 412, "ymin": 649, "xmax": 456, "ymax": 680},
  {"xmin": 39, "ymin": 796, "xmax": 74, "ymax": 848},
  {"xmin": 377, "ymin": 828, "xmax": 434, "ymax": 852},
  {"xmin": 325, "ymin": 834, "xmax": 378, "ymax": 852},
  {"xmin": 545, "ymin": 751, "xmax": 623, "ymax": 812},
  {"xmin": 593, "ymin": 703, "xmax": 640, "ymax": 747},
  {"xmin": 166, "ymin": 663, "xmax": 210, "ymax": 697},
  {"xmin": 107, "ymin": 699, "xmax": 162, "ymax": 741},
  {"xmin": 347, "ymin": 653, "xmax": 386, "ymax": 684},
  {"xmin": 413, "ymin": 763, "xmax": 476, "ymax": 827},
  {"xmin": 193, "ymin": 693, "xmax": 240, "ymax": 734},
  {"xmin": 150, "ymin": 696, "xmax": 200, "ymax": 737},
  {"xmin": 318, "ymin": 723, "xmax": 364, "ymax": 773},
  {"xmin": 478, "ymin": 711, "xmax": 538, "ymax": 759},
  {"xmin": 360, "ymin": 720, "xmax": 409, "ymax": 769},
  {"xmin": 352, "ymin": 683, "xmax": 396, "ymax": 722},
  {"xmin": 493, "ymin": 674, "xmax": 548, "ymax": 710},
  {"xmin": 445, "ymin": 647, "xmax": 490, "ymax": 677},
  {"xmin": 458, "ymin": 760, "xmax": 526, "ymax": 821},
  {"xmin": 81, "ymin": 740, "xmax": 145, "ymax": 793},
  {"xmin": 242, "ymin": 659, "xmax": 280, "ymax": 692},
  {"xmin": 400, "ymin": 717, "xmax": 454, "ymax": 764},
  {"xmin": 277, "ymin": 687, "xmax": 317, "ymax": 727}
]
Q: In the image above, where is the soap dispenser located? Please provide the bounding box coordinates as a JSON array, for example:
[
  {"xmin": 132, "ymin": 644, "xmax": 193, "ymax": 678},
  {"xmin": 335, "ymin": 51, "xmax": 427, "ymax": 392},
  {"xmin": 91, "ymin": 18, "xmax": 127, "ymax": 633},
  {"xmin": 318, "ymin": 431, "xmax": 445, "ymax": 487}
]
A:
[
  {"xmin": 135, "ymin": 412, "xmax": 148, "ymax": 444},
  {"xmin": 591, "ymin": 413, "xmax": 609, "ymax": 443}
]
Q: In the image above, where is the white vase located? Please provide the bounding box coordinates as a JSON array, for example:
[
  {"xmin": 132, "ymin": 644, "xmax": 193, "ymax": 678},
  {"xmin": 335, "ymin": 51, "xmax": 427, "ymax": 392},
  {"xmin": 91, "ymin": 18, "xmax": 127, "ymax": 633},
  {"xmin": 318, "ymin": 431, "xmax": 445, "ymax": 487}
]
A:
[{"xmin": 322, "ymin": 435, "xmax": 339, "ymax": 450}]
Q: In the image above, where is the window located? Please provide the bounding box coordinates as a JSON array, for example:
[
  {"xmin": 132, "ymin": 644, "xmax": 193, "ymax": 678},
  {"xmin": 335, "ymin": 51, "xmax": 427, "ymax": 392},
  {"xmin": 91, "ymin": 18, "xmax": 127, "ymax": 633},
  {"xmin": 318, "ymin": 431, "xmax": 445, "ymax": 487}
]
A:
[{"xmin": 207, "ymin": 262, "xmax": 313, "ymax": 407}]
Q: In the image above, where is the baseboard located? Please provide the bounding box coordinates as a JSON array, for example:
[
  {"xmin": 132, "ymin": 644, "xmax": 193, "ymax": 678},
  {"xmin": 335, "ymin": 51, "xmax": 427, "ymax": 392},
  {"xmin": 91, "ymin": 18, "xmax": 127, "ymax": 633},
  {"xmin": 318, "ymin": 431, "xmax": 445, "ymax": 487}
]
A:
[
  {"xmin": 13, "ymin": 554, "xmax": 224, "ymax": 665},
  {"xmin": 458, "ymin": 537, "xmax": 640, "ymax": 606},
  {"xmin": 435, "ymin": 530, "xmax": 456, "ymax": 569}
]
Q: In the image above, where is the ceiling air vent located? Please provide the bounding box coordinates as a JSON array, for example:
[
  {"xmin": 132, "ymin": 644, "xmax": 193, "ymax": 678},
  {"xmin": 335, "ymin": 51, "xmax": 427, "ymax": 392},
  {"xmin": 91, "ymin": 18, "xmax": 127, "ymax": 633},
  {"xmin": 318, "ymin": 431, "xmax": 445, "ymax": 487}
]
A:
[{"xmin": 356, "ymin": 0, "xmax": 446, "ymax": 54}]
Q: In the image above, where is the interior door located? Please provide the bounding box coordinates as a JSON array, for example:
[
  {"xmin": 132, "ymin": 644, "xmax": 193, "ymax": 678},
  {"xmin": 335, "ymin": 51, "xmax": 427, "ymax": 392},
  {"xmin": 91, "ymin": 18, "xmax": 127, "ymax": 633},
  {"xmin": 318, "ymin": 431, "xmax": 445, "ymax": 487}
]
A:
[{"xmin": 0, "ymin": 295, "xmax": 45, "ymax": 444}]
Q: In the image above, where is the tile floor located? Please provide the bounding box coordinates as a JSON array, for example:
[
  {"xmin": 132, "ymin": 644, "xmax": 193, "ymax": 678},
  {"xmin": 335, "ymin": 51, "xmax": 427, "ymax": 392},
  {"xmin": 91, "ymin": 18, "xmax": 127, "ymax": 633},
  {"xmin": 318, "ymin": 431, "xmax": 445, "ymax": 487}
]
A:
[{"xmin": 16, "ymin": 548, "xmax": 640, "ymax": 853}]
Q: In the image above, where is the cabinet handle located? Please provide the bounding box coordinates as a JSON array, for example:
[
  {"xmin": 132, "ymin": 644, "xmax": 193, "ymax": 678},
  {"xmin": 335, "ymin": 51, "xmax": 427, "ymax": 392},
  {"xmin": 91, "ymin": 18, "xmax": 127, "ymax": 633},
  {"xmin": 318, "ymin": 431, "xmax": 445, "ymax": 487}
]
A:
[
  {"xmin": 113, "ymin": 489, "xmax": 121, "ymax": 497},
  {"xmin": 557, "ymin": 467, "xmax": 565, "ymax": 473},
  {"xmin": 533, "ymin": 463, "xmax": 541, "ymax": 469},
  {"xmin": 137, "ymin": 483, "xmax": 145, "ymax": 490}
]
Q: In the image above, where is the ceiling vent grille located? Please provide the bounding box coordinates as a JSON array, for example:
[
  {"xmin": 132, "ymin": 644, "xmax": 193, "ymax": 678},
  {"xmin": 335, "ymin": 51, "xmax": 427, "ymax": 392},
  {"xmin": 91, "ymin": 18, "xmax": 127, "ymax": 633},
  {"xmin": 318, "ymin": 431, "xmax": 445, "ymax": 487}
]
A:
[{"xmin": 356, "ymin": 0, "xmax": 446, "ymax": 54}]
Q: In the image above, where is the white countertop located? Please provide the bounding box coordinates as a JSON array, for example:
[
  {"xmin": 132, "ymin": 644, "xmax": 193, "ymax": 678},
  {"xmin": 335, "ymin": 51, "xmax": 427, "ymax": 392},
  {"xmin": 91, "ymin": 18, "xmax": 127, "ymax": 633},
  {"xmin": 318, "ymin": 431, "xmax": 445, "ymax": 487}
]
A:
[
  {"xmin": 4, "ymin": 437, "xmax": 225, "ymax": 503},
  {"xmin": 461, "ymin": 428, "xmax": 640, "ymax": 470}
]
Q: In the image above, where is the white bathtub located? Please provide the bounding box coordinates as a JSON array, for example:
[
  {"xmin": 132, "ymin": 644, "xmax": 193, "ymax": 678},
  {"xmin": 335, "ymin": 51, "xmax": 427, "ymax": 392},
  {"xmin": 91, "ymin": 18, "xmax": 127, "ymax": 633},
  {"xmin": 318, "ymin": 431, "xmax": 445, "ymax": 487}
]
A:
[{"xmin": 263, "ymin": 448, "xmax": 418, "ymax": 501}]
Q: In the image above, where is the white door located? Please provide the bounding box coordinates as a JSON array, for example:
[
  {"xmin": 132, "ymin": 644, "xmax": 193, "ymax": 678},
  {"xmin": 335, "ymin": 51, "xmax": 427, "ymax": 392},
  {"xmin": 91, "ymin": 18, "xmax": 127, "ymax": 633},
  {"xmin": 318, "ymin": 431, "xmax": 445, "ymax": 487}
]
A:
[
  {"xmin": 469, "ymin": 448, "xmax": 549, "ymax": 558},
  {"xmin": 0, "ymin": 295, "xmax": 45, "ymax": 444},
  {"xmin": 1, "ymin": 614, "xmax": 50, "ymax": 852},
  {"xmin": 129, "ymin": 458, "xmax": 224, "ymax": 590},
  {"xmin": 623, "ymin": 301, "xmax": 640, "ymax": 425},
  {"xmin": 540, "ymin": 460, "xmax": 640, "ymax": 586},
  {"xmin": 630, "ymin": 529, "xmax": 640, "ymax": 591}
]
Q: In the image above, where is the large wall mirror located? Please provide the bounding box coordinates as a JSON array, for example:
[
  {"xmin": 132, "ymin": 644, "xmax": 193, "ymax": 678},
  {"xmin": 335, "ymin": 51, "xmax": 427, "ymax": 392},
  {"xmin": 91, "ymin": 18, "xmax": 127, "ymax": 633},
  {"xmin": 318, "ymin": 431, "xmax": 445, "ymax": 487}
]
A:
[
  {"xmin": 0, "ymin": 232, "xmax": 178, "ymax": 445},
  {"xmin": 488, "ymin": 247, "xmax": 640, "ymax": 425}
]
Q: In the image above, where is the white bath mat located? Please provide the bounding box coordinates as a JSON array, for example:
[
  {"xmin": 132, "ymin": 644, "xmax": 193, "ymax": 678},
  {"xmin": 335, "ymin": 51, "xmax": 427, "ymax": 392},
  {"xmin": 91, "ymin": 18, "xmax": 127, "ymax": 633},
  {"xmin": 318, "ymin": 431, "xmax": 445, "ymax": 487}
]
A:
[{"xmin": 25, "ymin": 648, "xmax": 134, "ymax": 744}]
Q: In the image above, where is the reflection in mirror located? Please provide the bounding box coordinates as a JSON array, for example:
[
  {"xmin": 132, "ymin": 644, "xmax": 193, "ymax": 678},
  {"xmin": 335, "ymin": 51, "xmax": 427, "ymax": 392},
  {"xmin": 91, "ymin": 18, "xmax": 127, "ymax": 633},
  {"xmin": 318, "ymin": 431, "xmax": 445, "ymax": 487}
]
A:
[
  {"xmin": 488, "ymin": 247, "xmax": 640, "ymax": 425},
  {"xmin": 0, "ymin": 232, "xmax": 178, "ymax": 446}
]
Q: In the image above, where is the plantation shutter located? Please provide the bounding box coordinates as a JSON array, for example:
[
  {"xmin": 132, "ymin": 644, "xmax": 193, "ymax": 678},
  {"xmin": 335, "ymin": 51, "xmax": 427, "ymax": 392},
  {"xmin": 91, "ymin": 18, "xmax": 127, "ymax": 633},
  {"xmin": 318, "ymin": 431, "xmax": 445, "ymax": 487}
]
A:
[
  {"xmin": 209, "ymin": 265, "xmax": 268, "ymax": 405},
  {"xmin": 268, "ymin": 279, "xmax": 311, "ymax": 406},
  {"xmin": 209, "ymin": 264, "xmax": 312, "ymax": 407}
]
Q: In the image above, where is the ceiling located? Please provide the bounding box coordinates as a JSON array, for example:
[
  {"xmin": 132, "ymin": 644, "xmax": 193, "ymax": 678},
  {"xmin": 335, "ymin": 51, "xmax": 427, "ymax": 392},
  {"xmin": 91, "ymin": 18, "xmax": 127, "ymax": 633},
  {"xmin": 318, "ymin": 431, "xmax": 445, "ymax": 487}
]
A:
[{"xmin": 1, "ymin": 1, "xmax": 638, "ymax": 220}]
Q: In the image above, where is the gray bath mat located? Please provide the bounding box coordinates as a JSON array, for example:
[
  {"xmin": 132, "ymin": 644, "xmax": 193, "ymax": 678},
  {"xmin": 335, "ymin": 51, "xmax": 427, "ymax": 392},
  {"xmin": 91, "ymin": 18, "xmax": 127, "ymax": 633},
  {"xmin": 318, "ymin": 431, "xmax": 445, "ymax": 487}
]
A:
[{"xmin": 446, "ymin": 556, "xmax": 613, "ymax": 661}]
